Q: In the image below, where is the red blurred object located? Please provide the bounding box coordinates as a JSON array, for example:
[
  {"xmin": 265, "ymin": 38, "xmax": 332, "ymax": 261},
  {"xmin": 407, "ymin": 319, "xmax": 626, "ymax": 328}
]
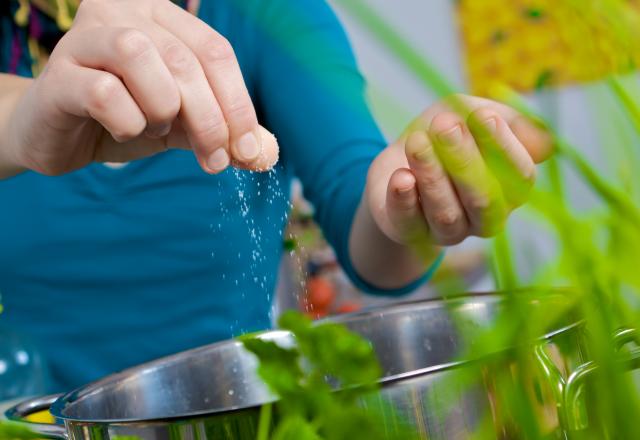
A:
[
  {"xmin": 306, "ymin": 276, "xmax": 336, "ymax": 310},
  {"xmin": 336, "ymin": 301, "xmax": 361, "ymax": 314}
]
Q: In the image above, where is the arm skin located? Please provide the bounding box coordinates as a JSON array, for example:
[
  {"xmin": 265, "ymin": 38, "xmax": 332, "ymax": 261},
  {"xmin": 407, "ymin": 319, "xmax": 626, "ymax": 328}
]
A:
[
  {"xmin": 0, "ymin": 74, "xmax": 31, "ymax": 178},
  {"xmin": 349, "ymin": 193, "xmax": 440, "ymax": 290}
]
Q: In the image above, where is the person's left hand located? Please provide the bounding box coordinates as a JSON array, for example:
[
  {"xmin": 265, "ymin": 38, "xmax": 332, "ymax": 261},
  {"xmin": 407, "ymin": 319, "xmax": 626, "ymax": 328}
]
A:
[{"xmin": 366, "ymin": 94, "xmax": 553, "ymax": 248}]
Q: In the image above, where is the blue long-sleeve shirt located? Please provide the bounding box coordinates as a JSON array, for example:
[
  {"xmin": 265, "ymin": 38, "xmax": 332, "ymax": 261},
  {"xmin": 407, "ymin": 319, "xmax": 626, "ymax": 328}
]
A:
[{"xmin": 0, "ymin": 0, "xmax": 434, "ymax": 392}]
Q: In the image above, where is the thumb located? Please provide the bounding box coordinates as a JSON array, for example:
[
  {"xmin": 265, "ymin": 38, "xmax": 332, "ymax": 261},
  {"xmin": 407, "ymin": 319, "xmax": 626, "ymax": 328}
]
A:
[{"xmin": 385, "ymin": 168, "xmax": 430, "ymax": 245}]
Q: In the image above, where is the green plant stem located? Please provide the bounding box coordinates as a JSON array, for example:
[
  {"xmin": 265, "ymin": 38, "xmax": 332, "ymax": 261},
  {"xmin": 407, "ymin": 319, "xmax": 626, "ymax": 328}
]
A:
[
  {"xmin": 608, "ymin": 76, "xmax": 640, "ymax": 133},
  {"xmin": 335, "ymin": 0, "xmax": 456, "ymax": 98},
  {"xmin": 492, "ymin": 230, "xmax": 518, "ymax": 290},
  {"xmin": 257, "ymin": 403, "xmax": 272, "ymax": 440}
]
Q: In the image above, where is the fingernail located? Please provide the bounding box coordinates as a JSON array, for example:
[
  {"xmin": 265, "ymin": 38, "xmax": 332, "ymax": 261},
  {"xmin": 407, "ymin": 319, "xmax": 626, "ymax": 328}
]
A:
[
  {"xmin": 414, "ymin": 145, "xmax": 433, "ymax": 162},
  {"xmin": 207, "ymin": 148, "xmax": 230, "ymax": 173},
  {"xmin": 482, "ymin": 117, "xmax": 497, "ymax": 134},
  {"xmin": 236, "ymin": 132, "xmax": 261, "ymax": 162},
  {"xmin": 146, "ymin": 123, "xmax": 171, "ymax": 139},
  {"xmin": 396, "ymin": 186, "xmax": 413, "ymax": 196},
  {"xmin": 408, "ymin": 131, "xmax": 432, "ymax": 162},
  {"xmin": 437, "ymin": 125, "xmax": 463, "ymax": 145}
]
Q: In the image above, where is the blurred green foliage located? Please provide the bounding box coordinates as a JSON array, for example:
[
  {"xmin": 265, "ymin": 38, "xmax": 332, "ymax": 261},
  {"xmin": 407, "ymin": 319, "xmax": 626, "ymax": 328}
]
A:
[
  {"xmin": 242, "ymin": 0, "xmax": 640, "ymax": 438},
  {"xmin": 241, "ymin": 311, "xmax": 415, "ymax": 440},
  {"xmin": 334, "ymin": 0, "xmax": 640, "ymax": 438}
]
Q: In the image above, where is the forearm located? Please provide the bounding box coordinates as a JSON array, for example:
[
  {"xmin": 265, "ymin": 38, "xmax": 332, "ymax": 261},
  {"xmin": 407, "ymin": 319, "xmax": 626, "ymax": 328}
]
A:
[
  {"xmin": 349, "ymin": 195, "xmax": 440, "ymax": 290},
  {"xmin": 0, "ymin": 74, "xmax": 31, "ymax": 179}
]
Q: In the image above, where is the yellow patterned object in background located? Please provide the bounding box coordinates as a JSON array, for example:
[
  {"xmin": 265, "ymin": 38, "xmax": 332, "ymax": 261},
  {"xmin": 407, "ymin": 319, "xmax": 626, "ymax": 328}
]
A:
[
  {"xmin": 456, "ymin": 0, "xmax": 640, "ymax": 96},
  {"xmin": 16, "ymin": 0, "xmax": 78, "ymax": 30}
]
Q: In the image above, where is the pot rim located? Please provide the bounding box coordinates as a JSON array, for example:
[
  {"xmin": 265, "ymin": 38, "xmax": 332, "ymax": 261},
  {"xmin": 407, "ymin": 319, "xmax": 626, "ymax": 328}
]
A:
[{"xmin": 48, "ymin": 288, "xmax": 579, "ymax": 424}]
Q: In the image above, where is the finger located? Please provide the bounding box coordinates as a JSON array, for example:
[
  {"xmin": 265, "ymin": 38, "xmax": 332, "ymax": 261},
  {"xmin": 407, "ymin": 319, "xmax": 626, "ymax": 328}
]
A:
[
  {"xmin": 429, "ymin": 112, "xmax": 508, "ymax": 237},
  {"xmin": 51, "ymin": 62, "xmax": 146, "ymax": 143},
  {"xmin": 140, "ymin": 22, "xmax": 230, "ymax": 173},
  {"xmin": 66, "ymin": 27, "xmax": 181, "ymax": 138},
  {"xmin": 405, "ymin": 130, "xmax": 469, "ymax": 245},
  {"xmin": 408, "ymin": 94, "xmax": 553, "ymax": 164},
  {"xmin": 231, "ymin": 126, "xmax": 279, "ymax": 172},
  {"xmin": 385, "ymin": 168, "xmax": 429, "ymax": 244},
  {"xmin": 467, "ymin": 108, "xmax": 537, "ymax": 207},
  {"xmin": 444, "ymin": 95, "xmax": 554, "ymax": 162},
  {"xmin": 510, "ymin": 114, "xmax": 554, "ymax": 163},
  {"xmin": 95, "ymin": 122, "xmax": 191, "ymax": 163},
  {"xmin": 153, "ymin": 1, "xmax": 266, "ymax": 165}
]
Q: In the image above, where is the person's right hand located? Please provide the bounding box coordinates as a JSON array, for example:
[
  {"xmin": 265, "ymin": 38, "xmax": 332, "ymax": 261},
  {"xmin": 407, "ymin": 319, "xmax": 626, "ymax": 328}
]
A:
[{"xmin": 3, "ymin": 0, "xmax": 279, "ymax": 176}]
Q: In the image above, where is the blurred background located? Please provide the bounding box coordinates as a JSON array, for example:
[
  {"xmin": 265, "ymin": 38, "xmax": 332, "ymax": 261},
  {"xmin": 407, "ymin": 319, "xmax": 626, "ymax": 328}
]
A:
[
  {"xmin": 274, "ymin": 0, "xmax": 640, "ymax": 319},
  {"xmin": 3, "ymin": 0, "xmax": 640, "ymax": 403}
]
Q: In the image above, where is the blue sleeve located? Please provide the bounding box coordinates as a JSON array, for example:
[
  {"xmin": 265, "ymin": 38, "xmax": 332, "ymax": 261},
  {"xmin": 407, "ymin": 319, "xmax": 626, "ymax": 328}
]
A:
[{"xmin": 241, "ymin": 0, "xmax": 442, "ymax": 295}]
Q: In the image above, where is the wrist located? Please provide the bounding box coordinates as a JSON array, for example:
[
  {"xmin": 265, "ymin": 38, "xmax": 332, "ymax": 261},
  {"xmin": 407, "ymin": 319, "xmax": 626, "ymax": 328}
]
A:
[
  {"xmin": 0, "ymin": 126, "xmax": 26, "ymax": 178},
  {"xmin": 349, "ymin": 194, "xmax": 440, "ymax": 290},
  {"xmin": 0, "ymin": 77, "xmax": 33, "ymax": 178}
]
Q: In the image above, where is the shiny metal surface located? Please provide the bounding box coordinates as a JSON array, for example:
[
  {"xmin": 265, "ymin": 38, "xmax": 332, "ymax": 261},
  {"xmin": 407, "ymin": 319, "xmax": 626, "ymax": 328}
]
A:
[
  {"xmin": 4, "ymin": 394, "xmax": 67, "ymax": 438},
  {"xmin": 7, "ymin": 291, "xmax": 589, "ymax": 439},
  {"xmin": 54, "ymin": 331, "xmax": 292, "ymax": 422}
]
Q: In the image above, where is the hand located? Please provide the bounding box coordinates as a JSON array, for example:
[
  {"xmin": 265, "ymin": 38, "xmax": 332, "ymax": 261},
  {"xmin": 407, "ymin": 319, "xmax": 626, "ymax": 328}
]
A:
[
  {"xmin": 3, "ymin": 0, "xmax": 278, "ymax": 176},
  {"xmin": 367, "ymin": 94, "xmax": 553, "ymax": 248}
]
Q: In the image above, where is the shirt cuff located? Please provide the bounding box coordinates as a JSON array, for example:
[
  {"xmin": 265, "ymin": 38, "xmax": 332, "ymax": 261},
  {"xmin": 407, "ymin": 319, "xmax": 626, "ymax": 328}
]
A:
[{"xmin": 340, "ymin": 248, "xmax": 445, "ymax": 297}]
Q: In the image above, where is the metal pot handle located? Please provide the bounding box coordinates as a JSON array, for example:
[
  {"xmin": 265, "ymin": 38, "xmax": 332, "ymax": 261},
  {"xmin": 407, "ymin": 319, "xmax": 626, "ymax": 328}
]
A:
[
  {"xmin": 534, "ymin": 344, "xmax": 569, "ymax": 429},
  {"xmin": 534, "ymin": 327, "xmax": 640, "ymax": 433},
  {"xmin": 4, "ymin": 394, "xmax": 67, "ymax": 439},
  {"xmin": 563, "ymin": 327, "xmax": 640, "ymax": 432}
]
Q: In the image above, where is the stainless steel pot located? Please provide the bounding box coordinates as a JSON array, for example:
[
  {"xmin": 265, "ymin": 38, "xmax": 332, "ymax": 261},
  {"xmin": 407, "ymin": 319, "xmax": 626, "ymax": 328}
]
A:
[{"xmin": 6, "ymin": 291, "xmax": 636, "ymax": 439}]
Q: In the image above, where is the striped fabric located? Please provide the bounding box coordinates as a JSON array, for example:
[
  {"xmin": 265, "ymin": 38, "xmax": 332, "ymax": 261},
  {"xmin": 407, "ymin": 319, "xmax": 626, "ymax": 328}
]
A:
[{"xmin": 2, "ymin": 0, "xmax": 192, "ymax": 77}]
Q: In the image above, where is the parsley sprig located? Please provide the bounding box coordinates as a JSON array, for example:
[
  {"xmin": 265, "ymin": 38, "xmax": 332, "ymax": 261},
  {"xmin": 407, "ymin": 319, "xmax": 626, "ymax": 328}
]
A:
[{"xmin": 241, "ymin": 311, "xmax": 414, "ymax": 440}]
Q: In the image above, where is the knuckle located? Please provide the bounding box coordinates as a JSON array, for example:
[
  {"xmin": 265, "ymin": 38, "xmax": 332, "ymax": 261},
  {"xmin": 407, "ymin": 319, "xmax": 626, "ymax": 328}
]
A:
[
  {"xmin": 87, "ymin": 74, "xmax": 121, "ymax": 110},
  {"xmin": 447, "ymin": 151, "xmax": 474, "ymax": 172},
  {"xmin": 417, "ymin": 168, "xmax": 445, "ymax": 191},
  {"xmin": 114, "ymin": 29, "xmax": 154, "ymax": 62},
  {"xmin": 394, "ymin": 202, "xmax": 416, "ymax": 215},
  {"xmin": 163, "ymin": 44, "xmax": 199, "ymax": 76},
  {"xmin": 148, "ymin": 94, "xmax": 181, "ymax": 125},
  {"xmin": 467, "ymin": 193, "xmax": 493, "ymax": 212},
  {"xmin": 199, "ymin": 36, "xmax": 236, "ymax": 64},
  {"xmin": 191, "ymin": 116, "xmax": 228, "ymax": 148},
  {"xmin": 433, "ymin": 208, "xmax": 462, "ymax": 228},
  {"xmin": 225, "ymin": 100, "xmax": 256, "ymax": 126}
]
